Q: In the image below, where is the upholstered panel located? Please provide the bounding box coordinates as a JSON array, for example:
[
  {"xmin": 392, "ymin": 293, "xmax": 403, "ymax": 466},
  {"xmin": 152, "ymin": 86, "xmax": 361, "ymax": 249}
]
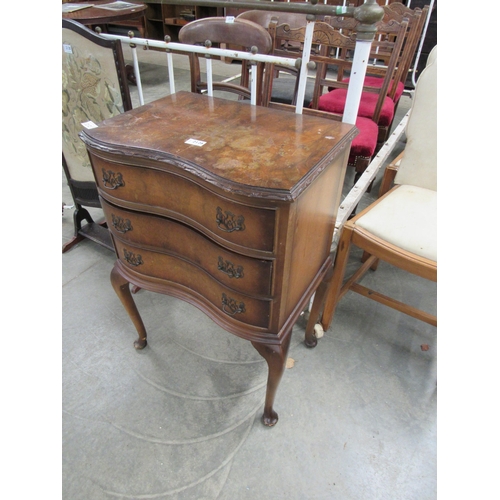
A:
[
  {"xmin": 426, "ymin": 45, "xmax": 437, "ymax": 67},
  {"xmin": 394, "ymin": 56, "xmax": 437, "ymax": 191},
  {"xmin": 62, "ymin": 28, "xmax": 125, "ymax": 182},
  {"xmin": 356, "ymin": 185, "xmax": 437, "ymax": 262}
]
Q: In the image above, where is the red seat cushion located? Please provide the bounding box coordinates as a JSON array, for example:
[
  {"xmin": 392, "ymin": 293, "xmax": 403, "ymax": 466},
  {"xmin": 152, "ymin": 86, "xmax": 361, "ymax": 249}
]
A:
[
  {"xmin": 319, "ymin": 88, "xmax": 395, "ymax": 127},
  {"xmin": 350, "ymin": 116, "xmax": 379, "ymax": 160},
  {"xmin": 344, "ymin": 76, "xmax": 404, "ymax": 103}
]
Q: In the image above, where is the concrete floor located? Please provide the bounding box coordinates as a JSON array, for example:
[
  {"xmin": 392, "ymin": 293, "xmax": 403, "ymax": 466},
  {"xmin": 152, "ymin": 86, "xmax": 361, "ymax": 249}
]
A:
[{"xmin": 62, "ymin": 47, "xmax": 437, "ymax": 499}]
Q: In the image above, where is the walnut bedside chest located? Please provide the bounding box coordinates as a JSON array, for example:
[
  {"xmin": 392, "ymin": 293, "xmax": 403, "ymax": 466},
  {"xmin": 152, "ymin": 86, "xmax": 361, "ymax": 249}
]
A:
[{"xmin": 80, "ymin": 91, "xmax": 357, "ymax": 426}]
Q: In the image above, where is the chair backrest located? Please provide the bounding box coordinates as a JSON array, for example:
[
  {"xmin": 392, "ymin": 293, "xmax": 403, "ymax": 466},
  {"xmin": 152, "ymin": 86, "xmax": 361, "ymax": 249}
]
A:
[
  {"xmin": 381, "ymin": 2, "xmax": 429, "ymax": 90},
  {"xmin": 326, "ymin": 3, "xmax": 427, "ymax": 99},
  {"xmin": 62, "ymin": 19, "xmax": 131, "ymax": 189},
  {"xmin": 236, "ymin": 9, "xmax": 307, "ymax": 31},
  {"xmin": 267, "ymin": 18, "xmax": 407, "ymax": 124},
  {"xmin": 320, "ymin": 15, "xmax": 409, "ymax": 103},
  {"xmin": 394, "ymin": 47, "xmax": 437, "ymax": 191},
  {"xmin": 178, "ymin": 17, "xmax": 273, "ymax": 105},
  {"xmin": 237, "ymin": 10, "xmax": 308, "ymax": 59}
]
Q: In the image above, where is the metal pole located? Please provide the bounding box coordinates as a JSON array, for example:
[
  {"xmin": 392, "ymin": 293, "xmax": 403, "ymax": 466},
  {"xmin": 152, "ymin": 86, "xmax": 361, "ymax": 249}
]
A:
[
  {"xmin": 128, "ymin": 32, "xmax": 144, "ymax": 105},
  {"xmin": 342, "ymin": 39, "xmax": 371, "ymax": 124},
  {"xmin": 164, "ymin": 36, "xmax": 176, "ymax": 95},
  {"xmin": 295, "ymin": 17, "xmax": 315, "ymax": 114}
]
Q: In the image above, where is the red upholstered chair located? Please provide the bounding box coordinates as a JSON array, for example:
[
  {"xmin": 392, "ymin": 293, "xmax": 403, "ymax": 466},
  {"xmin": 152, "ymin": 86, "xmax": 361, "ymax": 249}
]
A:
[
  {"xmin": 328, "ymin": 3, "xmax": 429, "ymax": 122},
  {"xmin": 314, "ymin": 48, "xmax": 437, "ymax": 342},
  {"xmin": 264, "ymin": 20, "xmax": 381, "ymax": 186},
  {"xmin": 316, "ymin": 16, "xmax": 409, "ymax": 146}
]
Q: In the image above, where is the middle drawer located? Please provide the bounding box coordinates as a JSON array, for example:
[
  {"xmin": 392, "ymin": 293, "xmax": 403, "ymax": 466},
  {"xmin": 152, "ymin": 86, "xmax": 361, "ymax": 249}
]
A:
[{"xmin": 102, "ymin": 199, "xmax": 273, "ymax": 298}]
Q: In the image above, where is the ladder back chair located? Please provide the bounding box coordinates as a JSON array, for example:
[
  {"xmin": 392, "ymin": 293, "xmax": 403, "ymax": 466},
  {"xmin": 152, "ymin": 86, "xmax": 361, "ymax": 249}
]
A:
[
  {"xmin": 178, "ymin": 17, "xmax": 274, "ymax": 106},
  {"xmin": 265, "ymin": 19, "xmax": 393, "ymax": 185},
  {"xmin": 316, "ymin": 15, "xmax": 409, "ymax": 146},
  {"xmin": 336, "ymin": 3, "xmax": 429, "ymax": 108},
  {"xmin": 312, "ymin": 48, "xmax": 437, "ymax": 346},
  {"xmin": 62, "ymin": 19, "xmax": 132, "ymax": 253}
]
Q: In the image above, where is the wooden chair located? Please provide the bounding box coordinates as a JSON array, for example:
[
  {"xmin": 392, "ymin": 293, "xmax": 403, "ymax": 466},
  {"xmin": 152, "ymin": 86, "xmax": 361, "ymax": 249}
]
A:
[
  {"xmin": 178, "ymin": 17, "xmax": 273, "ymax": 105},
  {"xmin": 334, "ymin": 3, "xmax": 429, "ymax": 114},
  {"xmin": 236, "ymin": 10, "xmax": 310, "ymax": 105},
  {"xmin": 312, "ymin": 48, "xmax": 437, "ymax": 344},
  {"xmin": 62, "ymin": 19, "xmax": 132, "ymax": 253},
  {"xmin": 265, "ymin": 19, "xmax": 395, "ymax": 186},
  {"xmin": 315, "ymin": 15, "xmax": 409, "ymax": 146}
]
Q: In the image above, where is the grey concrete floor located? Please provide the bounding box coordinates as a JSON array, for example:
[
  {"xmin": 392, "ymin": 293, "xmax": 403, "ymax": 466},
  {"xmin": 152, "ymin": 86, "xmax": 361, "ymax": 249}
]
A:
[{"xmin": 62, "ymin": 48, "xmax": 437, "ymax": 499}]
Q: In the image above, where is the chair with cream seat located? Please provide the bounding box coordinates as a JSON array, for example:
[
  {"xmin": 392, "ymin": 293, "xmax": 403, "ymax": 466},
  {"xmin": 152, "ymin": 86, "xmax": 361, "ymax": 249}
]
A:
[{"xmin": 313, "ymin": 47, "xmax": 437, "ymax": 343}]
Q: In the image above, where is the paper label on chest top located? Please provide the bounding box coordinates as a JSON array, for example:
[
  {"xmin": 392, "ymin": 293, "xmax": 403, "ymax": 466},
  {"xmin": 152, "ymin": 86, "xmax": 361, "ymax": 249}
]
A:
[{"xmin": 185, "ymin": 138, "xmax": 207, "ymax": 147}]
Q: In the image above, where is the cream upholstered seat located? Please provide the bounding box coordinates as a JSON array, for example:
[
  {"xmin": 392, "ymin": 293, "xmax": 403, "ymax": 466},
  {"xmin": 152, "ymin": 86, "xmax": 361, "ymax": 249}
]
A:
[
  {"xmin": 313, "ymin": 46, "xmax": 437, "ymax": 340},
  {"xmin": 355, "ymin": 185, "xmax": 437, "ymax": 261}
]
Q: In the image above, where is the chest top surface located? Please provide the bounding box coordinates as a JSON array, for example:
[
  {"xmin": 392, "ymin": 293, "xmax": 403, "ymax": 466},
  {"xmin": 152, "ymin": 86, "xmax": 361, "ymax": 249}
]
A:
[{"xmin": 81, "ymin": 91, "xmax": 357, "ymax": 200}]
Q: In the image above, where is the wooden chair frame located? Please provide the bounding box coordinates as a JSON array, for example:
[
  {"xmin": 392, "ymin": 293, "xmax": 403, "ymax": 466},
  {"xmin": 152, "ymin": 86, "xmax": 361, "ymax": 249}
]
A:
[
  {"xmin": 311, "ymin": 53, "xmax": 437, "ymax": 345},
  {"xmin": 314, "ymin": 16, "xmax": 409, "ymax": 145},
  {"xmin": 178, "ymin": 17, "xmax": 274, "ymax": 106}
]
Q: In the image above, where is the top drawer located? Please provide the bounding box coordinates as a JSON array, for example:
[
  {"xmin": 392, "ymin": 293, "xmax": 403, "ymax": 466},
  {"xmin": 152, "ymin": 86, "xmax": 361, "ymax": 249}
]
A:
[{"xmin": 90, "ymin": 154, "xmax": 277, "ymax": 254}]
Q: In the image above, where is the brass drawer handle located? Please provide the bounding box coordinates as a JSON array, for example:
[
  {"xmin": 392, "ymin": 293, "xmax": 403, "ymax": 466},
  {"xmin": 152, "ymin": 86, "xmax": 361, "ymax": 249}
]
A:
[
  {"xmin": 217, "ymin": 257, "xmax": 244, "ymax": 279},
  {"xmin": 216, "ymin": 207, "xmax": 245, "ymax": 233},
  {"xmin": 102, "ymin": 169, "xmax": 125, "ymax": 190},
  {"xmin": 123, "ymin": 249, "xmax": 143, "ymax": 267},
  {"xmin": 221, "ymin": 293, "xmax": 246, "ymax": 316},
  {"xmin": 111, "ymin": 214, "xmax": 133, "ymax": 233}
]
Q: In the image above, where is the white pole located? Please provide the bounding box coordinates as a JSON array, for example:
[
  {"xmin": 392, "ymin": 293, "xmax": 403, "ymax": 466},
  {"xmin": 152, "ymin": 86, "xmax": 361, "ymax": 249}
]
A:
[
  {"xmin": 295, "ymin": 19, "xmax": 315, "ymax": 114},
  {"xmin": 342, "ymin": 39, "xmax": 372, "ymax": 124},
  {"xmin": 130, "ymin": 44, "xmax": 144, "ymax": 105},
  {"xmin": 250, "ymin": 63, "xmax": 257, "ymax": 105},
  {"xmin": 206, "ymin": 57, "xmax": 213, "ymax": 97},
  {"xmin": 166, "ymin": 51, "xmax": 176, "ymax": 95}
]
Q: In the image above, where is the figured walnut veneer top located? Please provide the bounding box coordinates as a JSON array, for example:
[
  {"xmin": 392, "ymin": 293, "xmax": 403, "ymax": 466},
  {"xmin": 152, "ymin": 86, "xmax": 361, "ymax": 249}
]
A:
[{"xmin": 81, "ymin": 92, "xmax": 357, "ymax": 201}]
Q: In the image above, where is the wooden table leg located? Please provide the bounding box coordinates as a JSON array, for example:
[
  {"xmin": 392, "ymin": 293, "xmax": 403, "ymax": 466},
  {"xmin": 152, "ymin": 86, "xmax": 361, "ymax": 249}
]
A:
[
  {"xmin": 110, "ymin": 264, "xmax": 147, "ymax": 350},
  {"xmin": 251, "ymin": 330, "xmax": 292, "ymax": 427}
]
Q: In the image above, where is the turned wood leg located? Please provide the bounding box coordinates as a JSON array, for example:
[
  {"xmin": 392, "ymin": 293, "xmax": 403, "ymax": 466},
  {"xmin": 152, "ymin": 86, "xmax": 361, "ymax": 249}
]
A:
[
  {"xmin": 110, "ymin": 264, "xmax": 148, "ymax": 350},
  {"xmin": 251, "ymin": 331, "xmax": 292, "ymax": 427},
  {"xmin": 304, "ymin": 265, "xmax": 334, "ymax": 348}
]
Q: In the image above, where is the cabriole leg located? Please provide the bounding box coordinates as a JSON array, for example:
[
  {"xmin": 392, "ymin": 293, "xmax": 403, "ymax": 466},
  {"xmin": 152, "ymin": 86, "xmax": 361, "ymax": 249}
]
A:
[
  {"xmin": 110, "ymin": 264, "xmax": 148, "ymax": 350},
  {"xmin": 251, "ymin": 331, "xmax": 292, "ymax": 427}
]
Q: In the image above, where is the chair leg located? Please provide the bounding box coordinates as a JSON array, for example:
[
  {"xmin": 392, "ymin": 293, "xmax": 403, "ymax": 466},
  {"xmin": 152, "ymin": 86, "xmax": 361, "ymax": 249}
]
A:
[{"xmin": 320, "ymin": 225, "xmax": 353, "ymax": 331}]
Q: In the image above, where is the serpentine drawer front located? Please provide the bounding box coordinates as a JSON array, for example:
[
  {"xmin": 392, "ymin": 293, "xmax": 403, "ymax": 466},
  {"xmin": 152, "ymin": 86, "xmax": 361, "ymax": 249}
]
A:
[{"xmin": 80, "ymin": 91, "xmax": 357, "ymax": 426}]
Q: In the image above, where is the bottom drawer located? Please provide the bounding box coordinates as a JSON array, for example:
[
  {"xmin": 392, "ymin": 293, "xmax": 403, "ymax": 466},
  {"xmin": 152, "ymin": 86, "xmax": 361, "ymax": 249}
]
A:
[{"xmin": 113, "ymin": 239, "xmax": 271, "ymax": 329}]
